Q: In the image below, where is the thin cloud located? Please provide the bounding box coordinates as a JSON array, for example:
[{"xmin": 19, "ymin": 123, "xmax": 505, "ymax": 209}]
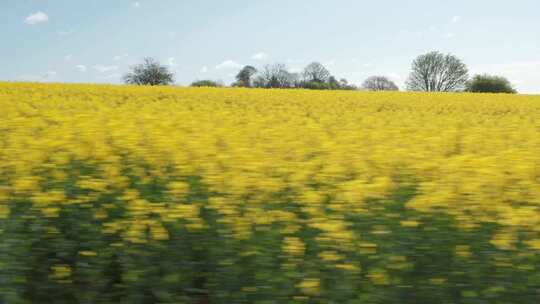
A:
[
  {"xmin": 324, "ymin": 60, "xmax": 336, "ymax": 67},
  {"xmin": 43, "ymin": 71, "xmax": 57, "ymax": 79},
  {"xmin": 251, "ymin": 52, "xmax": 269, "ymax": 60},
  {"xmin": 18, "ymin": 74, "xmax": 42, "ymax": 82},
  {"xmin": 215, "ymin": 60, "xmax": 242, "ymax": 70},
  {"xmin": 93, "ymin": 65, "xmax": 119, "ymax": 73},
  {"xmin": 385, "ymin": 72, "xmax": 404, "ymax": 89},
  {"xmin": 75, "ymin": 65, "xmax": 87, "ymax": 72},
  {"xmin": 289, "ymin": 67, "xmax": 303, "ymax": 73},
  {"xmin": 132, "ymin": 2, "xmax": 141, "ymax": 8},
  {"xmin": 445, "ymin": 33, "xmax": 455, "ymax": 39},
  {"xmin": 451, "ymin": 16, "xmax": 461, "ymax": 23},
  {"xmin": 201, "ymin": 66, "xmax": 208, "ymax": 73},
  {"xmin": 19, "ymin": 71, "xmax": 57, "ymax": 81},
  {"xmin": 103, "ymin": 73, "xmax": 122, "ymax": 79},
  {"xmin": 24, "ymin": 11, "xmax": 49, "ymax": 25},
  {"xmin": 113, "ymin": 54, "xmax": 129, "ymax": 61},
  {"xmin": 168, "ymin": 57, "xmax": 178, "ymax": 67},
  {"xmin": 58, "ymin": 29, "xmax": 75, "ymax": 36},
  {"xmin": 64, "ymin": 54, "xmax": 73, "ymax": 62},
  {"xmin": 287, "ymin": 58, "xmax": 305, "ymax": 64}
]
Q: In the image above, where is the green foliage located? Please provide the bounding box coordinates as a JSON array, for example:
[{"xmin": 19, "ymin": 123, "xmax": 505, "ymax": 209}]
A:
[
  {"xmin": 191, "ymin": 80, "xmax": 223, "ymax": 87},
  {"xmin": 466, "ymin": 74, "xmax": 517, "ymax": 93},
  {"xmin": 299, "ymin": 79, "xmax": 356, "ymax": 91},
  {"xmin": 1, "ymin": 167, "xmax": 539, "ymax": 303},
  {"xmin": 234, "ymin": 66, "xmax": 258, "ymax": 87}
]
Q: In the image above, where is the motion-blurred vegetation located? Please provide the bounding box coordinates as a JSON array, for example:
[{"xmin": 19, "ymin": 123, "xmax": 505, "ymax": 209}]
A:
[{"xmin": 1, "ymin": 83, "xmax": 539, "ymax": 303}]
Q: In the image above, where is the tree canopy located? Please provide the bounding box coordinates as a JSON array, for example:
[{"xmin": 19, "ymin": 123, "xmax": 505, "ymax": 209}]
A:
[
  {"xmin": 191, "ymin": 80, "xmax": 223, "ymax": 87},
  {"xmin": 362, "ymin": 76, "xmax": 399, "ymax": 91},
  {"xmin": 123, "ymin": 57, "xmax": 175, "ymax": 86},
  {"xmin": 302, "ymin": 62, "xmax": 331, "ymax": 83},
  {"xmin": 466, "ymin": 74, "xmax": 517, "ymax": 93},
  {"xmin": 406, "ymin": 51, "xmax": 468, "ymax": 92},
  {"xmin": 234, "ymin": 66, "xmax": 258, "ymax": 87}
]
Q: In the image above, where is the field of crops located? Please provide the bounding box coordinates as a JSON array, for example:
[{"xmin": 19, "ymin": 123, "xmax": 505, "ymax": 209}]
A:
[{"xmin": 1, "ymin": 82, "xmax": 540, "ymax": 303}]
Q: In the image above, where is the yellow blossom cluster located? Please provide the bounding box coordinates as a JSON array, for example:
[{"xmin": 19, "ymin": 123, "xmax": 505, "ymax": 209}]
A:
[{"xmin": 1, "ymin": 82, "xmax": 540, "ymax": 301}]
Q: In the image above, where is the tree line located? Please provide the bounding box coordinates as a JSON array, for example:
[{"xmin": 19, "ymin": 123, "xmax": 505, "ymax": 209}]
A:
[{"xmin": 124, "ymin": 52, "xmax": 518, "ymax": 94}]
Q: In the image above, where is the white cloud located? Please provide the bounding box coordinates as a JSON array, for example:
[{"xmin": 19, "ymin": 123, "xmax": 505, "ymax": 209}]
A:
[
  {"xmin": 451, "ymin": 16, "xmax": 461, "ymax": 23},
  {"xmin": 386, "ymin": 72, "xmax": 402, "ymax": 81},
  {"xmin": 113, "ymin": 53, "xmax": 129, "ymax": 61},
  {"xmin": 215, "ymin": 60, "xmax": 242, "ymax": 70},
  {"xmin": 75, "ymin": 65, "xmax": 87, "ymax": 72},
  {"xmin": 201, "ymin": 66, "xmax": 208, "ymax": 73},
  {"xmin": 64, "ymin": 54, "xmax": 73, "ymax": 61},
  {"xmin": 251, "ymin": 52, "xmax": 269, "ymax": 60},
  {"xmin": 324, "ymin": 60, "xmax": 336, "ymax": 67},
  {"xmin": 132, "ymin": 2, "xmax": 141, "ymax": 8},
  {"xmin": 24, "ymin": 11, "xmax": 49, "ymax": 25},
  {"xmin": 168, "ymin": 57, "xmax": 178, "ymax": 67},
  {"xmin": 289, "ymin": 67, "xmax": 302, "ymax": 73},
  {"xmin": 93, "ymin": 65, "xmax": 119, "ymax": 73}
]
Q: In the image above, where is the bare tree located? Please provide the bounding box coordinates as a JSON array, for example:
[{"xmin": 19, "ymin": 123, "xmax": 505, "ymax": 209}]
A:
[
  {"xmin": 406, "ymin": 51, "xmax": 468, "ymax": 92},
  {"xmin": 123, "ymin": 57, "xmax": 174, "ymax": 86},
  {"xmin": 234, "ymin": 65, "xmax": 257, "ymax": 87},
  {"xmin": 362, "ymin": 76, "xmax": 399, "ymax": 91},
  {"xmin": 302, "ymin": 62, "xmax": 331, "ymax": 83},
  {"xmin": 253, "ymin": 63, "xmax": 294, "ymax": 88}
]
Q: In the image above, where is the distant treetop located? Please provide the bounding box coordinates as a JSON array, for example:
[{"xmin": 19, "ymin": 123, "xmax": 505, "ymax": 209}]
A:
[
  {"xmin": 466, "ymin": 74, "xmax": 517, "ymax": 94},
  {"xmin": 406, "ymin": 51, "xmax": 468, "ymax": 92},
  {"xmin": 191, "ymin": 80, "xmax": 223, "ymax": 87},
  {"xmin": 123, "ymin": 57, "xmax": 174, "ymax": 86},
  {"xmin": 362, "ymin": 76, "xmax": 399, "ymax": 91}
]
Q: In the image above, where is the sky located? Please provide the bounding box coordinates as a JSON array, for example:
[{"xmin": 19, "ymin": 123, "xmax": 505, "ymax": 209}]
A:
[{"xmin": 1, "ymin": 0, "xmax": 539, "ymax": 93}]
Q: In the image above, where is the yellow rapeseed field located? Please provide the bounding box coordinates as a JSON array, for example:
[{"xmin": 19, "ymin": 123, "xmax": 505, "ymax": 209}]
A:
[{"xmin": 1, "ymin": 82, "xmax": 539, "ymax": 303}]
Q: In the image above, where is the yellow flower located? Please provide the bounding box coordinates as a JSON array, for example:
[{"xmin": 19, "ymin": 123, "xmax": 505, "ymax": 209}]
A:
[
  {"xmin": 282, "ymin": 237, "xmax": 306, "ymax": 256},
  {"xmin": 368, "ymin": 269, "xmax": 390, "ymax": 285},
  {"xmin": 51, "ymin": 264, "xmax": 72, "ymax": 281},
  {"xmin": 297, "ymin": 278, "xmax": 321, "ymax": 296}
]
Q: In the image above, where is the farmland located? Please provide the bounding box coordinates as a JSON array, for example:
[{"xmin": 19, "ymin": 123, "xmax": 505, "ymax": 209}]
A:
[{"xmin": 1, "ymin": 82, "xmax": 540, "ymax": 303}]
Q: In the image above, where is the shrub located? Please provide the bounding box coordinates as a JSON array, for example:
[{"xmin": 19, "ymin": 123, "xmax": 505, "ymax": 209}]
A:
[
  {"xmin": 466, "ymin": 74, "xmax": 517, "ymax": 93},
  {"xmin": 191, "ymin": 80, "xmax": 223, "ymax": 87}
]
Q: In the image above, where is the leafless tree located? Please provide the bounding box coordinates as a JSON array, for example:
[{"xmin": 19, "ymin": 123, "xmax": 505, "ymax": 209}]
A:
[
  {"xmin": 302, "ymin": 62, "xmax": 331, "ymax": 83},
  {"xmin": 362, "ymin": 76, "xmax": 399, "ymax": 91},
  {"xmin": 123, "ymin": 57, "xmax": 174, "ymax": 86},
  {"xmin": 253, "ymin": 63, "xmax": 294, "ymax": 88},
  {"xmin": 406, "ymin": 51, "xmax": 468, "ymax": 92}
]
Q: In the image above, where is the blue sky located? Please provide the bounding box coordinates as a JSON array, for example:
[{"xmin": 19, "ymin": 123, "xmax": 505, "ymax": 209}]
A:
[{"xmin": 2, "ymin": 0, "xmax": 539, "ymax": 93}]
